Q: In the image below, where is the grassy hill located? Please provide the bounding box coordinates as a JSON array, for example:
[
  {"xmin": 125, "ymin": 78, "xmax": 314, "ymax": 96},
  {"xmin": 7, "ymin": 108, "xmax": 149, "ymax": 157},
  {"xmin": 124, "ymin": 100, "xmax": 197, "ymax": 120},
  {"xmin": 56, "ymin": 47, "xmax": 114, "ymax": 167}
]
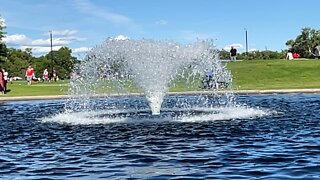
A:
[{"xmin": 228, "ymin": 59, "xmax": 320, "ymax": 90}]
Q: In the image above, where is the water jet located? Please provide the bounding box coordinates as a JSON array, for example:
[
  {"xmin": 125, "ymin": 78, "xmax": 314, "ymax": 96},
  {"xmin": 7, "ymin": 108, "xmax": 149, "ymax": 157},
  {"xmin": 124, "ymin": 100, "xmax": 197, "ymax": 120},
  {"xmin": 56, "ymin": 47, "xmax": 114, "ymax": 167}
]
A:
[{"xmin": 68, "ymin": 37, "xmax": 233, "ymax": 116}]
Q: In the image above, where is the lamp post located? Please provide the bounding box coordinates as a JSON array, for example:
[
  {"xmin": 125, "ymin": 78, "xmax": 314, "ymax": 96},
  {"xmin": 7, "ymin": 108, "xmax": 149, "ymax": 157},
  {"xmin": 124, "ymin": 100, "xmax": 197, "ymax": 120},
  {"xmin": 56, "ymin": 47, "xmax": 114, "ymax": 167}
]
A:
[
  {"xmin": 244, "ymin": 28, "xmax": 248, "ymax": 57},
  {"xmin": 49, "ymin": 30, "xmax": 53, "ymax": 79}
]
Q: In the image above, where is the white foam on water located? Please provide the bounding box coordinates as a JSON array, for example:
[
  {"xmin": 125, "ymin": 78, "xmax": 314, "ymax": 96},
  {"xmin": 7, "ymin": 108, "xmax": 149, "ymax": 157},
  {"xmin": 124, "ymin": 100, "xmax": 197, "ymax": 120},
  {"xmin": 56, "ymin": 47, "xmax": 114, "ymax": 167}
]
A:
[
  {"xmin": 41, "ymin": 106, "xmax": 271, "ymax": 125},
  {"xmin": 174, "ymin": 106, "xmax": 270, "ymax": 123},
  {"xmin": 42, "ymin": 110, "xmax": 127, "ymax": 125}
]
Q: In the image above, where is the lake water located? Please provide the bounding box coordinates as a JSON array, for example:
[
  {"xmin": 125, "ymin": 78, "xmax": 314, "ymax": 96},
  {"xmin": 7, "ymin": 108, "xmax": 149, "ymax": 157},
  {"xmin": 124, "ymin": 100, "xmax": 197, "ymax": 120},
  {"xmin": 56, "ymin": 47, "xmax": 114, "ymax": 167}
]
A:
[{"xmin": 1, "ymin": 93, "xmax": 320, "ymax": 179}]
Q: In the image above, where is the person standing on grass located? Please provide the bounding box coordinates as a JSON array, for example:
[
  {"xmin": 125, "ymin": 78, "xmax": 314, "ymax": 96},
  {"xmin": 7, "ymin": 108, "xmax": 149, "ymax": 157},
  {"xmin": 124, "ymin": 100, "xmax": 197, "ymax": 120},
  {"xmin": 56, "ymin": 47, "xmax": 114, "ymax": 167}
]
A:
[
  {"xmin": 315, "ymin": 46, "xmax": 320, "ymax": 59},
  {"xmin": 0, "ymin": 69, "xmax": 4, "ymax": 94},
  {"xmin": 310, "ymin": 45, "xmax": 320, "ymax": 59},
  {"xmin": 205, "ymin": 68, "xmax": 213, "ymax": 89},
  {"xmin": 43, "ymin": 68, "xmax": 49, "ymax": 81},
  {"xmin": 230, "ymin": 46, "xmax": 237, "ymax": 61},
  {"xmin": 2, "ymin": 68, "xmax": 8, "ymax": 93},
  {"xmin": 25, "ymin": 65, "xmax": 34, "ymax": 85},
  {"xmin": 53, "ymin": 69, "xmax": 57, "ymax": 82}
]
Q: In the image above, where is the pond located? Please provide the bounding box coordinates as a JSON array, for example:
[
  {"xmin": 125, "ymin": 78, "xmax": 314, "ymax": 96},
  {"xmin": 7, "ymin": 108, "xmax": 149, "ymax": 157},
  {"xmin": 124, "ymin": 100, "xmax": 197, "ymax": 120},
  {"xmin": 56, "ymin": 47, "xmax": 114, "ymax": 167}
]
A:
[{"xmin": 1, "ymin": 93, "xmax": 319, "ymax": 179}]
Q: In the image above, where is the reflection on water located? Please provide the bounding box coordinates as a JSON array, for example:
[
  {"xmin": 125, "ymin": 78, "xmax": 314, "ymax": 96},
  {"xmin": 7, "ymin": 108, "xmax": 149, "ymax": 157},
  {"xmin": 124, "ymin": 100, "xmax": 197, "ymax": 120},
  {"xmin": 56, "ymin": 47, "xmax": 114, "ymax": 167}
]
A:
[{"xmin": 1, "ymin": 94, "xmax": 320, "ymax": 179}]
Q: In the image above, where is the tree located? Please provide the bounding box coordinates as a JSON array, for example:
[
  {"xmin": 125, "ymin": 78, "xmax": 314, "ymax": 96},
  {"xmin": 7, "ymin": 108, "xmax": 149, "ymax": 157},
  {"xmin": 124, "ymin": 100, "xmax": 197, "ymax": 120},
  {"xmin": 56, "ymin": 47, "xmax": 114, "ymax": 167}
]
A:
[
  {"xmin": 32, "ymin": 56, "xmax": 50, "ymax": 78},
  {"xmin": 45, "ymin": 47, "xmax": 79, "ymax": 79},
  {"xmin": 0, "ymin": 16, "xmax": 5, "ymax": 40},
  {"xmin": 286, "ymin": 27, "xmax": 320, "ymax": 58},
  {"xmin": 4, "ymin": 48, "xmax": 32, "ymax": 77},
  {"xmin": 25, "ymin": 48, "xmax": 33, "ymax": 64},
  {"xmin": 0, "ymin": 16, "xmax": 8, "ymax": 61}
]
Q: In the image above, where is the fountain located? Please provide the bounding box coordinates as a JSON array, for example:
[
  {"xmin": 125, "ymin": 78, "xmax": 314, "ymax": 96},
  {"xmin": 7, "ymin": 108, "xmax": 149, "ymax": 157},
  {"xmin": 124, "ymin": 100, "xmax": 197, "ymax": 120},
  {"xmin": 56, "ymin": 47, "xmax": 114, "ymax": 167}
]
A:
[{"xmin": 67, "ymin": 37, "xmax": 233, "ymax": 116}]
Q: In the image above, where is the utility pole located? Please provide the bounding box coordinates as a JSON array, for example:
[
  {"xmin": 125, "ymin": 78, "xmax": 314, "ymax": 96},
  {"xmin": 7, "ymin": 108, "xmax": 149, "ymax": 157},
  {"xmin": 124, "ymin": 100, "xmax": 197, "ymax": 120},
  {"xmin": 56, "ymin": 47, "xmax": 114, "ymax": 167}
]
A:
[
  {"xmin": 245, "ymin": 28, "xmax": 248, "ymax": 57},
  {"xmin": 49, "ymin": 30, "xmax": 54, "ymax": 79}
]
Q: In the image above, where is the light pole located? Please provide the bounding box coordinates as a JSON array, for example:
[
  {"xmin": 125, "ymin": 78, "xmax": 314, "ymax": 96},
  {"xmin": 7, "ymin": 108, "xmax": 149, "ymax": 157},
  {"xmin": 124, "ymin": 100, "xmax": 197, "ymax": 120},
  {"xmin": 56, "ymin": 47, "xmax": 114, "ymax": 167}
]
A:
[
  {"xmin": 49, "ymin": 30, "xmax": 53, "ymax": 79},
  {"xmin": 244, "ymin": 28, "xmax": 248, "ymax": 57}
]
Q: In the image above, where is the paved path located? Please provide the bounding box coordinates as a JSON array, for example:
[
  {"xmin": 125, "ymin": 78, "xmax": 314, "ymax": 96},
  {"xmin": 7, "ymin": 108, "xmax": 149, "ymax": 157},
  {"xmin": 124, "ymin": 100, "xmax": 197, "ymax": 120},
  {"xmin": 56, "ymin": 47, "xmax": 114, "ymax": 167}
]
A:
[{"xmin": 1, "ymin": 89, "xmax": 320, "ymax": 101}]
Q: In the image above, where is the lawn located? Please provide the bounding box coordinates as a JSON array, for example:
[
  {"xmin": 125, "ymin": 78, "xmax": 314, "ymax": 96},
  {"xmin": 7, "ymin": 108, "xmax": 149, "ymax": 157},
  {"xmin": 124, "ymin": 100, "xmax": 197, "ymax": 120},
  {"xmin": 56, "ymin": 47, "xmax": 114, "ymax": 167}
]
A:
[
  {"xmin": 228, "ymin": 59, "xmax": 320, "ymax": 90},
  {"xmin": 3, "ymin": 80, "xmax": 69, "ymax": 97},
  {"xmin": 2, "ymin": 59, "xmax": 320, "ymax": 97}
]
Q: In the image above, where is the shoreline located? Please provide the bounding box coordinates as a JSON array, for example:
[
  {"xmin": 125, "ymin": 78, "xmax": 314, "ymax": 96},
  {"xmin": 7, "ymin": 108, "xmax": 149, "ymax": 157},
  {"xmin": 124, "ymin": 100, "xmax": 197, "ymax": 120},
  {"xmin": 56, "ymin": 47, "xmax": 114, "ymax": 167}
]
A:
[{"xmin": 1, "ymin": 88, "xmax": 320, "ymax": 101}]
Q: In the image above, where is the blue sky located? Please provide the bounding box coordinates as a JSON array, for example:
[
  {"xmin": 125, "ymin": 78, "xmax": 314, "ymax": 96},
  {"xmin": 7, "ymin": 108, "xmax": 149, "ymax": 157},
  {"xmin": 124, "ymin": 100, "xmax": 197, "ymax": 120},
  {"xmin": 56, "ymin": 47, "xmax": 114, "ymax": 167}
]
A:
[{"xmin": 1, "ymin": 0, "xmax": 320, "ymax": 57}]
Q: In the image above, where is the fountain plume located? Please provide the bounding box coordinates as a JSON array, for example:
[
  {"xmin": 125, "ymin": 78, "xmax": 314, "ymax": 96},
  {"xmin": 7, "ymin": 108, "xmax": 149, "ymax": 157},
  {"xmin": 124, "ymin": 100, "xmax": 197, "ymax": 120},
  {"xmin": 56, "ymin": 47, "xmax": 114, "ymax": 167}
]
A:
[{"xmin": 68, "ymin": 37, "xmax": 233, "ymax": 115}]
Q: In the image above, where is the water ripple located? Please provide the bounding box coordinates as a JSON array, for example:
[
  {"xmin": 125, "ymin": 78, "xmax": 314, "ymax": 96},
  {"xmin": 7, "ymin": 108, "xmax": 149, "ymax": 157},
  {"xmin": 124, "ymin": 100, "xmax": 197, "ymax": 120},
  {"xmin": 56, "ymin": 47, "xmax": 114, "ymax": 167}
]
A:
[{"xmin": 1, "ymin": 94, "xmax": 320, "ymax": 179}]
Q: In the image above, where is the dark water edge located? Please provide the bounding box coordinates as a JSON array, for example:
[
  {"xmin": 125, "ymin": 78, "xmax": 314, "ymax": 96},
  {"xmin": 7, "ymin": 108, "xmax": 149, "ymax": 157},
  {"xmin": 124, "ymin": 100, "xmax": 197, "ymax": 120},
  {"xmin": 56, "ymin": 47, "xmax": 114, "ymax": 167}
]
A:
[{"xmin": 0, "ymin": 93, "xmax": 320, "ymax": 180}]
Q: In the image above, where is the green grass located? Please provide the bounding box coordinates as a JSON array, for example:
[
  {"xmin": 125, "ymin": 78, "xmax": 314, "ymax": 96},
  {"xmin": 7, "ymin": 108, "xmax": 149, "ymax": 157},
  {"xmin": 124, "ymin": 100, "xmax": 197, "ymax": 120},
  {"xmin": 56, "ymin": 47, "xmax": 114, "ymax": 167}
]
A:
[
  {"xmin": 227, "ymin": 59, "xmax": 320, "ymax": 90},
  {"xmin": 2, "ymin": 59, "xmax": 320, "ymax": 97},
  {"xmin": 3, "ymin": 80, "xmax": 69, "ymax": 97}
]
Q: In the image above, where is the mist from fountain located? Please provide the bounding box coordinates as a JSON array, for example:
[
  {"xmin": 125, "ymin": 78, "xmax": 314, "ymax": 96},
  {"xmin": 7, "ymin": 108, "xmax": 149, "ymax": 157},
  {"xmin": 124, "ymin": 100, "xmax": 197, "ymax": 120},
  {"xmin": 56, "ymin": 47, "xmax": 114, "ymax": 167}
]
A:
[{"xmin": 67, "ymin": 37, "xmax": 233, "ymax": 115}]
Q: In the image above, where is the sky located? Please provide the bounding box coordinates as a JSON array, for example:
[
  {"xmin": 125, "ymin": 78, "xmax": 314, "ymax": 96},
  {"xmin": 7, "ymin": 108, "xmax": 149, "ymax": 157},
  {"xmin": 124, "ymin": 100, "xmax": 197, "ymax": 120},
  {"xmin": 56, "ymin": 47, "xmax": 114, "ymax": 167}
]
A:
[{"xmin": 1, "ymin": 0, "xmax": 320, "ymax": 58}]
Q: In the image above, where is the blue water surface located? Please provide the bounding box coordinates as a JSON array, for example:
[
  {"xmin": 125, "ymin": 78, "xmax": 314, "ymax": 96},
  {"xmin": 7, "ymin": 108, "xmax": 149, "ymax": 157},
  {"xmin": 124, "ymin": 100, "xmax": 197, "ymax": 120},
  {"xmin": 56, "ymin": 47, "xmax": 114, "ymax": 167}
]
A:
[{"xmin": 0, "ymin": 93, "xmax": 320, "ymax": 180}]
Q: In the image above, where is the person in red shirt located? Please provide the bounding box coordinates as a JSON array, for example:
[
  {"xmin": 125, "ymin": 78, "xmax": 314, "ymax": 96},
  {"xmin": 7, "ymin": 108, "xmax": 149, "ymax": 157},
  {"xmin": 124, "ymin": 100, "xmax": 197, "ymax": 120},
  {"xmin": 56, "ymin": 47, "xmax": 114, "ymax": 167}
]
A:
[
  {"xmin": 0, "ymin": 69, "xmax": 4, "ymax": 94},
  {"xmin": 25, "ymin": 65, "xmax": 35, "ymax": 85}
]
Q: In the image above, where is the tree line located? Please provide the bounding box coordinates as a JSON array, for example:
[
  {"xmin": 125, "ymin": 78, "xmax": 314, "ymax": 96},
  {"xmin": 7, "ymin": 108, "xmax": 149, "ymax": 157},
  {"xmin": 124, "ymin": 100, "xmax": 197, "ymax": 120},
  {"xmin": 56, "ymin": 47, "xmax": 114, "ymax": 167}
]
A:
[
  {"xmin": 0, "ymin": 17, "xmax": 79, "ymax": 80},
  {"xmin": 220, "ymin": 27, "xmax": 320, "ymax": 60},
  {"xmin": 1, "ymin": 47, "xmax": 79, "ymax": 79},
  {"xmin": 219, "ymin": 49, "xmax": 286, "ymax": 60}
]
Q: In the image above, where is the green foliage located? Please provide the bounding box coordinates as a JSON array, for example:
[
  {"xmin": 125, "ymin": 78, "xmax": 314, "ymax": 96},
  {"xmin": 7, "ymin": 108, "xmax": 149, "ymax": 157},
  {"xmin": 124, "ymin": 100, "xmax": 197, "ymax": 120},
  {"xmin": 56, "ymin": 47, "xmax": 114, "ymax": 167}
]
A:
[
  {"xmin": 0, "ymin": 47, "xmax": 79, "ymax": 79},
  {"xmin": 220, "ymin": 27, "xmax": 320, "ymax": 60},
  {"xmin": 0, "ymin": 16, "xmax": 7, "ymax": 61},
  {"xmin": 45, "ymin": 47, "xmax": 79, "ymax": 79},
  {"xmin": 219, "ymin": 49, "xmax": 230, "ymax": 59},
  {"xmin": 219, "ymin": 49, "xmax": 284, "ymax": 60},
  {"xmin": 3, "ymin": 48, "xmax": 32, "ymax": 77},
  {"xmin": 0, "ymin": 15, "xmax": 79, "ymax": 79},
  {"xmin": 242, "ymin": 50, "xmax": 284, "ymax": 60},
  {"xmin": 286, "ymin": 27, "xmax": 320, "ymax": 58},
  {"xmin": 0, "ymin": 43, "xmax": 7, "ymax": 60},
  {"xmin": 0, "ymin": 16, "xmax": 6, "ymax": 40}
]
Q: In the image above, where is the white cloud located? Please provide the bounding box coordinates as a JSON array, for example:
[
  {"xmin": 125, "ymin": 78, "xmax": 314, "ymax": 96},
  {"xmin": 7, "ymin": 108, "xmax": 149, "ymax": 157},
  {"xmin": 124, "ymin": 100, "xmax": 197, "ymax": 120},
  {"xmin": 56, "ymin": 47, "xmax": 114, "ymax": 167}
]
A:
[
  {"xmin": 53, "ymin": 29, "xmax": 78, "ymax": 36},
  {"xmin": 4, "ymin": 29, "xmax": 87, "ymax": 55},
  {"xmin": 30, "ymin": 39, "xmax": 50, "ymax": 46},
  {"xmin": 72, "ymin": 47, "xmax": 91, "ymax": 53},
  {"xmin": 224, "ymin": 43, "xmax": 243, "ymax": 50},
  {"xmin": 155, "ymin": 20, "xmax": 168, "ymax": 25},
  {"xmin": 5, "ymin": 35, "xmax": 83, "ymax": 47},
  {"xmin": 5, "ymin": 29, "xmax": 85, "ymax": 47},
  {"xmin": 43, "ymin": 30, "xmax": 78, "ymax": 36},
  {"xmin": 114, "ymin": 35, "xmax": 129, "ymax": 41},
  {"xmin": 73, "ymin": 0, "xmax": 133, "ymax": 24},
  {"xmin": 21, "ymin": 46, "xmax": 91, "ymax": 56},
  {"xmin": 3, "ymin": 34, "xmax": 30, "ymax": 45},
  {"xmin": 56, "ymin": 36, "xmax": 86, "ymax": 43},
  {"xmin": 21, "ymin": 45, "xmax": 61, "ymax": 53},
  {"xmin": 44, "ymin": 37, "xmax": 86, "ymax": 46}
]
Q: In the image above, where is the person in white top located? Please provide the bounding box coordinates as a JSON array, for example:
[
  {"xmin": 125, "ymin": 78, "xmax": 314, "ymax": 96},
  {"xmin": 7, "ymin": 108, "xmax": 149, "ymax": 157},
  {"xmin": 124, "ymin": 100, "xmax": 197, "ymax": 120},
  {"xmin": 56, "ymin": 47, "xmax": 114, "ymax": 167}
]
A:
[
  {"xmin": 286, "ymin": 51, "xmax": 294, "ymax": 60},
  {"xmin": 43, "ymin": 68, "xmax": 49, "ymax": 81}
]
